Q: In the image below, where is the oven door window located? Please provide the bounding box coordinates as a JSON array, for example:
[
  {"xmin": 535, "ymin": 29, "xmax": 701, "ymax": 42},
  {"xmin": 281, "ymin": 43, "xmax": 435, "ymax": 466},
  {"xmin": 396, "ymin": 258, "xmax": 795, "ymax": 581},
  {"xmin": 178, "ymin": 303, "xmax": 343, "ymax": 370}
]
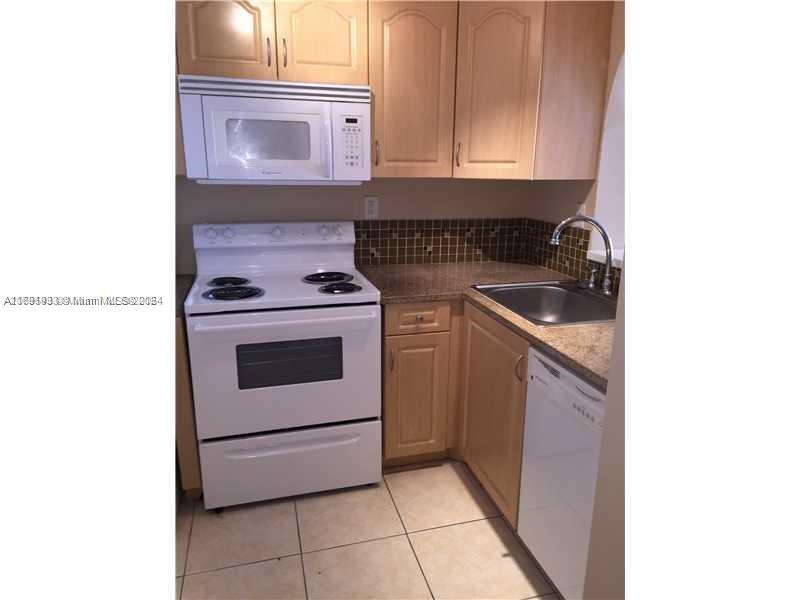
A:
[{"xmin": 236, "ymin": 337, "xmax": 343, "ymax": 389}]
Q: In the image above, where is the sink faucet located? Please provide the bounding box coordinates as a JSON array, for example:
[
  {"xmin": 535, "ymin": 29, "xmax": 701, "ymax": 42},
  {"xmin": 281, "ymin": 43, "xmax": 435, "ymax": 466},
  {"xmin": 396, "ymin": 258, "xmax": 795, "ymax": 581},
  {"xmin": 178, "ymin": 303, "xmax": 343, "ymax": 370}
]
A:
[{"xmin": 549, "ymin": 216, "xmax": 615, "ymax": 296}]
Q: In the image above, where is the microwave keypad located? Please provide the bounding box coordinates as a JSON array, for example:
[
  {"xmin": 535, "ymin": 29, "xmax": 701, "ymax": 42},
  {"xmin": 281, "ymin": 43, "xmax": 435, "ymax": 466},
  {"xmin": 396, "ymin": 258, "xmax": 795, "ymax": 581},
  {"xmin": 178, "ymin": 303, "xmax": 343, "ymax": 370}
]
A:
[{"xmin": 342, "ymin": 122, "xmax": 361, "ymax": 167}]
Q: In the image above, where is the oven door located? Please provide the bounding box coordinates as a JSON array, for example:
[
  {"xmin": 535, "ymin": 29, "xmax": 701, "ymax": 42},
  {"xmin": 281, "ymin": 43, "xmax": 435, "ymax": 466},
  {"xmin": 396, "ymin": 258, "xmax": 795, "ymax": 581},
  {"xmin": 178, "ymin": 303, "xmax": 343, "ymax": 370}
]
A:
[
  {"xmin": 186, "ymin": 304, "xmax": 380, "ymax": 440},
  {"xmin": 202, "ymin": 95, "xmax": 332, "ymax": 180}
]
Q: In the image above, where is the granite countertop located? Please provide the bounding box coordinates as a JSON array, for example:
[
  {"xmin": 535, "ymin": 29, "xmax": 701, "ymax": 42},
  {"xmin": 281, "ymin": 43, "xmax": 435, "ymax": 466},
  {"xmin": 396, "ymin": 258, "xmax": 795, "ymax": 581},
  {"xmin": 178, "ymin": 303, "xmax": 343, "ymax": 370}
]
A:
[
  {"xmin": 463, "ymin": 287, "xmax": 614, "ymax": 392},
  {"xmin": 359, "ymin": 262, "xmax": 614, "ymax": 391},
  {"xmin": 358, "ymin": 262, "xmax": 568, "ymax": 304},
  {"xmin": 176, "ymin": 274, "xmax": 195, "ymax": 317}
]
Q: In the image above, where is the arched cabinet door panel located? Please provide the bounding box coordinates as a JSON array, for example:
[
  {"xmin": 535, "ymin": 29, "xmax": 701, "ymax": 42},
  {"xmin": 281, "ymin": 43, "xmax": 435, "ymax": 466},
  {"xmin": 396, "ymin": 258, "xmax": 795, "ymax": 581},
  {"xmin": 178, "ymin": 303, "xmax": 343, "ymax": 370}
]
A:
[
  {"xmin": 177, "ymin": 1, "xmax": 278, "ymax": 80},
  {"xmin": 275, "ymin": 1, "xmax": 368, "ymax": 84},
  {"xmin": 369, "ymin": 1, "xmax": 458, "ymax": 177},
  {"xmin": 452, "ymin": 1, "xmax": 545, "ymax": 180}
]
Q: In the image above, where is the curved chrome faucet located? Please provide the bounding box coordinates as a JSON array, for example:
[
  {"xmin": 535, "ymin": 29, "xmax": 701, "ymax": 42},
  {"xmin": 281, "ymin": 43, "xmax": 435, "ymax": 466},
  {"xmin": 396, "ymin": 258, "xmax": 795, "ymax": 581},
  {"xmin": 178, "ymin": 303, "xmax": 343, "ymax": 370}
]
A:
[{"xmin": 550, "ymin": 216, "xmax": 615, "ymax": 296}]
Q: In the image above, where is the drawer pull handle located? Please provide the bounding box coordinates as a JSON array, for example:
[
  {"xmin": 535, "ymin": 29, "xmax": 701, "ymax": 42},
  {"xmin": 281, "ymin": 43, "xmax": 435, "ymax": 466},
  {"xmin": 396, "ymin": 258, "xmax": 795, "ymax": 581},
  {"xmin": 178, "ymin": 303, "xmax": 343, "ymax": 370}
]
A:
[
  {"xmin": 415, "ymin": 314, "xmax": 424, "ymax": 323},
  {"xmin": 224, "ymin": 434, "xmax": 360, "ymax": 459}
]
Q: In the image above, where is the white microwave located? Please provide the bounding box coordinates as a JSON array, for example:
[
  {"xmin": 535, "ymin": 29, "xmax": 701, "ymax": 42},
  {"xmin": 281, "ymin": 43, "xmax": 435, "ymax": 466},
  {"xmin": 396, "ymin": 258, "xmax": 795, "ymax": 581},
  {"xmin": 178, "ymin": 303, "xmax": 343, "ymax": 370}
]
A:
[{"xmin": 178, "ymin": 75, "xmax": 371, "ymax": 184}]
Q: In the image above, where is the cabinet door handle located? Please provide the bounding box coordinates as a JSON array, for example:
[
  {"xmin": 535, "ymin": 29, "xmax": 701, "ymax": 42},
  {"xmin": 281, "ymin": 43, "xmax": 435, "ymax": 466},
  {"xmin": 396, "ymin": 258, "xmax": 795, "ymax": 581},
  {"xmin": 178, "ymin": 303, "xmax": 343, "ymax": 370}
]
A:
[
  {"xmin": 266, "ymin": 37, "xmax": 272, "ymax": 67},
  {"xmin": 455, "ymin": 142, "xmax": 461, "ymax": 167},
  {"xmin": 514, "ymin": 354, "xmax": 524, "ymax": 382},
  {"xmin": 375, "ymin": 140, "xmax": 380, "ymax": 166},
  {"xmin": 390, "ymin": 348, "xmax": 396, "ymax": 370},
  {"xmin": 282, "ymin": 38, "xmax": 288, "ymax": 68}
]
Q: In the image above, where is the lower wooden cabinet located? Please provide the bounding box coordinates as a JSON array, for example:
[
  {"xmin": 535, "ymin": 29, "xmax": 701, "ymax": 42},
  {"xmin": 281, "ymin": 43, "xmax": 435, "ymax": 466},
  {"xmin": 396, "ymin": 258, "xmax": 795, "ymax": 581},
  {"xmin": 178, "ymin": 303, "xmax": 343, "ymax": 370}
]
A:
[
  {"xmin": 383, "ymin": 331, "xmax": 450, "ymax": 459},
  {"xmin": 461, "ymin": 302, "xmax": 529, "ymax": 527}
]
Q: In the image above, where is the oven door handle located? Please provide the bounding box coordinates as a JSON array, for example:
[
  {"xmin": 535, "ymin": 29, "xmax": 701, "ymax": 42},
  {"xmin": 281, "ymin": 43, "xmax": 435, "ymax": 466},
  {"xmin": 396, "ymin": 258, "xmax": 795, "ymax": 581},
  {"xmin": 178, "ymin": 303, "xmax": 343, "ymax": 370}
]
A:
[{"xmin": 192, "ymin": 312, "xmax": 379, "ymax": 334}]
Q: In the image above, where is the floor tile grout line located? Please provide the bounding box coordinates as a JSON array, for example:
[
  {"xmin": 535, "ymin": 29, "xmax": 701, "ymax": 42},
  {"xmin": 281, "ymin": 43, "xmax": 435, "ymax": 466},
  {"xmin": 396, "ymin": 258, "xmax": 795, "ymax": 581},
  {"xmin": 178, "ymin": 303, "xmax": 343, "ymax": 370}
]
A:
[
  {"xmin": 382, "ymin": 475, "xmax": 436, "ymax": 600},
  {"xmin": 179, "ymin": 498, "xmax": 196, "ymax": 591},
  {"xmin": 301, "ymin": 532, "xmax": 408, "ymax": 556},
  {"xmin": 293, "ymin": 500, "xmax": 310, "ymax": 600},
  {"xmin": 183, "ymin": 552, "xmax": 303, "ymax": 578}
]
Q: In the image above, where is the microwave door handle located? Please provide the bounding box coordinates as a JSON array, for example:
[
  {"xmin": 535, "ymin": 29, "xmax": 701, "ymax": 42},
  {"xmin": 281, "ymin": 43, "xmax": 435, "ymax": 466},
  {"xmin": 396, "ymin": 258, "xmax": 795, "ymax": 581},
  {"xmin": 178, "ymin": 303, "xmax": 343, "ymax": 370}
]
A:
[{"xmin": 192, "ymin": 313, "xmax": 378, "ymax": 334}]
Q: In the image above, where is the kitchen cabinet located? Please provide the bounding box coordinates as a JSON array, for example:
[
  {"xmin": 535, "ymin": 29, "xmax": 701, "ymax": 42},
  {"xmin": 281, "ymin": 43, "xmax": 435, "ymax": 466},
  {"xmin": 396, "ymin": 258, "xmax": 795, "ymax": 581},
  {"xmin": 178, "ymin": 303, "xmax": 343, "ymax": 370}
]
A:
[
  {"xmin": 461, "ymin": 302, "xmax": 528, "ymax": 527},
  {"xmin": 369, "ymin": 1, "xmax": 458, "ymax": 177},
  {"xmin": 176, "ymin": 317, "xmax": 202, "ymax": 498},
  {"xmin": 275, "ymin": 1, "xmax": 368, "ymax": 84},
  {"xmin": 384, "ymin": 331, "xmax": 450, "ymax": 459},
  {"xmin": 452, "ymin": 1, "xmax": 546, "ymax": 179},
  {"xmin": 533, "ymin": 1, "xmax": 614, "ymax": 179},
  {"xmin": 177, "ymin": 1, "xmax": 278, "ymax": 80},
  {"xmin": 452, "ymin": 0, "xmax": 613, "ymax": 180}
]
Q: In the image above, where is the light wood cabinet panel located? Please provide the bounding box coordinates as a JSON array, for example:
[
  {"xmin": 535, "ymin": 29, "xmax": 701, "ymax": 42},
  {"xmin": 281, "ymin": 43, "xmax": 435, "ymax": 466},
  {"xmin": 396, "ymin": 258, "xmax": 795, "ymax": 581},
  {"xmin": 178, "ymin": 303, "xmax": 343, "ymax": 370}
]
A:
[
  {"xmin": 177, "ymin": 1, "xmax": 278, "ymax": 80},
  {"xmin": 461, "ymin": 302, "xmax": 528, "ymax": 527},
  {"xmin": 385, "ymin": 301, "xmax": 451, "ymax": 335},
  {"xmin": 533, "ymin": 1, "xmax": 614, "ymax": 179},
  {"xmin": 384, "ymin": 332, "xmax": 451, "ymax": 459},
  {"xmin": 369, "ymin": 1, "xmax": 458, "ymax": 177},
  {"xmin": 176, "ymin": 318, "xmax": 202, "ymax": 496},
  {"xmin": 275, "ymin": 1, "xmax": 368, "ymax": 84},
  {"xmin": 452, "ymin": 2, "xmax": 545, "ymax": 180}
]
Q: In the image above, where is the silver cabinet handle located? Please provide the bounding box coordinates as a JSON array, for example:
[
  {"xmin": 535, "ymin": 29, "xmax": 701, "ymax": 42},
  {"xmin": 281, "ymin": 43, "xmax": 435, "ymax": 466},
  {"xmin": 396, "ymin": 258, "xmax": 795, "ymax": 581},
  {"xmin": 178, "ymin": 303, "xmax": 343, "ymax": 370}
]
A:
[
  {"xmin": 375, "ymin": 140, "xmax": 380, "ymax": 166},
  {"xmin": 455, "ymin": 142, "xmax": 461, "ymax": 167},
  {"xmin": 266, "ymin": 37, "xmax": 271, "ymax": 67},
  {"xmin": 390, "ymin": 348, "xmax": 396, "ymax": 370},
  {"xmin": 514, "ymin": 354, "xmax": 524, "ymax": 382},
  {"xmin": 282, "ymin": 38, "xmax": 288, "ymax": 68},
  {"xmin": 415, "ymin": 314, "xmax": 424, "ymax": 323}
]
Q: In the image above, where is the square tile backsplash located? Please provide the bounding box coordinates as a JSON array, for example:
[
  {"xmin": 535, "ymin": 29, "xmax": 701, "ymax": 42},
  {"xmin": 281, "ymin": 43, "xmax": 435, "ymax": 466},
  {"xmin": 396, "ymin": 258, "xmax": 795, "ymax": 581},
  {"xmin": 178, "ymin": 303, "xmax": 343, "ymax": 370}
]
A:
[{"xmin": 354, "ymin": 218, "xmax": 621, "ymax": 296}]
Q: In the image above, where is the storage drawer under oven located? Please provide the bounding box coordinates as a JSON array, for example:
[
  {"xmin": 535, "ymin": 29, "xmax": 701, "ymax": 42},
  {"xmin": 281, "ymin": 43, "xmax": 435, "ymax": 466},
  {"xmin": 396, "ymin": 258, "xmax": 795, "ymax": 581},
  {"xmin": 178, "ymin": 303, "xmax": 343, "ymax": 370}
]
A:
[{"xmin": 199, "ymin": 420, "xmax": 382, "ymax": 509}]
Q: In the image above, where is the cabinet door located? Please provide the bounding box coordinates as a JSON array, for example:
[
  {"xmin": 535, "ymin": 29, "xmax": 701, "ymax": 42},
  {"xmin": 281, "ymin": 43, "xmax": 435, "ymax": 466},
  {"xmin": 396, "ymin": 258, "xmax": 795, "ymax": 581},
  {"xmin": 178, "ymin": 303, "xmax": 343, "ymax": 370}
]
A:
[
  {"xmin": 384, "ymin": 332, "xmax": 450, "ymax": 459},
  {"xmin": 275, "ymin": 1, "xmax": 368, "ymax": 84},
  {"xmin": 461, "ymin": 303, "xmax": 528, "ymax": 527},
  {"xmin": 369, "ymin": 1, "xmax": 458, "ymax": 177},
  {"xmin": 452, "ymin": 2, "xmax": 545, "ymax": 180},
  {"xmin": 177, "ymin": 1, "xmax": 278, "ymax": 79},
  {"xmin": 533, "ymin": 1, "xmax": 613, "ymax": 179}
]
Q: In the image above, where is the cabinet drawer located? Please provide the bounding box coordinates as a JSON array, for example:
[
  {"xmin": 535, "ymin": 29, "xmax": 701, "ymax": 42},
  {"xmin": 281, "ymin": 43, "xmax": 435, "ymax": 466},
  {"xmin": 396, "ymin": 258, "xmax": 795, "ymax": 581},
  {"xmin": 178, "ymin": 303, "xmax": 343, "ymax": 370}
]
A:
[{"xmin": 385, "ymin": 302, "xmax": 451, "ymax": 335}]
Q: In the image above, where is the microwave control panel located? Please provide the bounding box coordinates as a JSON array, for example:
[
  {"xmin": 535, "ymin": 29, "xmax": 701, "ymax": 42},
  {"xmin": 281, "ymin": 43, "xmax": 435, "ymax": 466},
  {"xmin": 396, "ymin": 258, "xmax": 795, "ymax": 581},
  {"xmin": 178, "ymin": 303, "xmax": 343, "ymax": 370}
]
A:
[{"xmin": 332, "ymin": 102, "xmax": 371, "ymax": 181}]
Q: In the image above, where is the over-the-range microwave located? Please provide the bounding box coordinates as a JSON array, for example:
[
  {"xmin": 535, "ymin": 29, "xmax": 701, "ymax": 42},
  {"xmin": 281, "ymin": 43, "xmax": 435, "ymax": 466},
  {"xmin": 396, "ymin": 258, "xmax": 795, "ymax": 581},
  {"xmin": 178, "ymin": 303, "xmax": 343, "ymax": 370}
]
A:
[{"xmin": 178, "ymin": 75, "xmax": 370, "ymax": 185}]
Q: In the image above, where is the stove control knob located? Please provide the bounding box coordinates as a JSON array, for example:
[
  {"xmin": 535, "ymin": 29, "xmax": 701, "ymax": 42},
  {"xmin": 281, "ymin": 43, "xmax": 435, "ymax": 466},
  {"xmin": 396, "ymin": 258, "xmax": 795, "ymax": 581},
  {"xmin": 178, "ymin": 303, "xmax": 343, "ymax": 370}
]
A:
[
  {"xmin": 318, "ymin": 225, "xmax": 330, "ymax": 239},
  {"xmin": 222, "ymin": 227, "xmax": 235, "ymax": 240},
  {"xmin": 203, "ymin": 227, "xmax": 218, "ymax": 240},
  {"xmin": 271, "ymin": 225, "xmax": 287, "ymax": 240},
  {"xmin": 334, "ymin": 224, "xmax": 344, "ymax": 238}
]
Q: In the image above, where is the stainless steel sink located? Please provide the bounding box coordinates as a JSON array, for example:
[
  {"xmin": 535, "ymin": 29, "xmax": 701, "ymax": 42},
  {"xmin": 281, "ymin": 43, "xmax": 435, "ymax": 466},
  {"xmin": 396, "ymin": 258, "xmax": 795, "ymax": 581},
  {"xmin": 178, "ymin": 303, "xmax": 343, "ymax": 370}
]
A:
[{"xmin": 473, "ymin": 281, "xmax": 616, "ymax": 326}]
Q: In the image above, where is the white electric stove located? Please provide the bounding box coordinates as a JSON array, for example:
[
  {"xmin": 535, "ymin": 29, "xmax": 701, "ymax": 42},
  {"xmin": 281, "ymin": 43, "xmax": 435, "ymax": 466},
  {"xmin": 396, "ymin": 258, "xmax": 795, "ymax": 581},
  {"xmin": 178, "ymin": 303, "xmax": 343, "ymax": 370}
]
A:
[{"xmin": 184, "ymin": 222, "xmax": 382, "ymax": 509}]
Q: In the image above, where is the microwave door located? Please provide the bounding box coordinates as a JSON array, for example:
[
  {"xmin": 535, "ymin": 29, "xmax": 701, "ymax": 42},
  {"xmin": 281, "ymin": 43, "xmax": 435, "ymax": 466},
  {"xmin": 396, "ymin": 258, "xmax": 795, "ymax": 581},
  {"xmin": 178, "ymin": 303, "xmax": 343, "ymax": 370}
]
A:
[{"xmin": 202, "ymin": 96, "xmax": 332, "ymax": 181}]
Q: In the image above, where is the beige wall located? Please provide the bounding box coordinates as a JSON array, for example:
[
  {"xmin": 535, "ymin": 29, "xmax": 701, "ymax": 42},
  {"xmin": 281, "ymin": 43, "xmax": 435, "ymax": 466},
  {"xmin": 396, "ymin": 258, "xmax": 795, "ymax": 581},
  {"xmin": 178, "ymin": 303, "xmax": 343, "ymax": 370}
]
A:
[
  {"xmin": 175, "ymin": 177, "xmax": 594, "ymax": 273},
  {"xmin": 584, "ymin": 270, "xmax": 625, "ymax": 599}
]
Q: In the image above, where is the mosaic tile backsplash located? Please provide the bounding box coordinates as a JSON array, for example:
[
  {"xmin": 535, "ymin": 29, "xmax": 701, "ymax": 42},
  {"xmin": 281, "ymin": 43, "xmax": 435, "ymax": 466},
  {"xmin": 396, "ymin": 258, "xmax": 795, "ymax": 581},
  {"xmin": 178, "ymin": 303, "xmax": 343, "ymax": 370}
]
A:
[{"xmin": 354, "ymin": 218, "xmax": 622, "ymax": 296}]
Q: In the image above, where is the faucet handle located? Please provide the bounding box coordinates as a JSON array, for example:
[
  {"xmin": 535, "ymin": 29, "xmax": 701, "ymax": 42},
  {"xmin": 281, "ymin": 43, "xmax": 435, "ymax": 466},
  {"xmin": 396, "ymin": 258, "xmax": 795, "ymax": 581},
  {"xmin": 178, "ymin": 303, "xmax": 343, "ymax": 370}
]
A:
[{"xmin": 588, "ymin": 268, "xmax": 598, "ymax": 289}]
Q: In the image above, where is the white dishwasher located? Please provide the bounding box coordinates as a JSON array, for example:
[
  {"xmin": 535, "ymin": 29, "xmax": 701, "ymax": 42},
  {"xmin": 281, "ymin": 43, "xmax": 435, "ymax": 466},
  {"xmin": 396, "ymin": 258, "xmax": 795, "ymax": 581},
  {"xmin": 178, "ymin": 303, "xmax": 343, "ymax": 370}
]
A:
[{"xmin": 517, "ymin": 348, "xmax": 605, "ymax": 600}]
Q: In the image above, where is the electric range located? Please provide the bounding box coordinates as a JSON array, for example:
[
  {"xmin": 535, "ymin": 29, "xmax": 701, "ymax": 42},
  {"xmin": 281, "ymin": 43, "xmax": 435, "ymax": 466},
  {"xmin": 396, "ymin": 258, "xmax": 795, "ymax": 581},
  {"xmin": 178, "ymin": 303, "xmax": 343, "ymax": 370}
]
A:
[{"xmin": 184, "ymin": 222, "xmax": 382, "ymax": 509}]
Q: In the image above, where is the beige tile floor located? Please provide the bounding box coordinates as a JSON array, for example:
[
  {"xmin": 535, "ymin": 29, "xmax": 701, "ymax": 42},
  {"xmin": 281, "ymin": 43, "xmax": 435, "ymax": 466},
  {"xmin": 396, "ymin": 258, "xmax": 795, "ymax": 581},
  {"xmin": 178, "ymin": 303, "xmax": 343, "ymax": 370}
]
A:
[{"xmin": 176, "ymin": 460, "xmax": 555, "ymax": 600}]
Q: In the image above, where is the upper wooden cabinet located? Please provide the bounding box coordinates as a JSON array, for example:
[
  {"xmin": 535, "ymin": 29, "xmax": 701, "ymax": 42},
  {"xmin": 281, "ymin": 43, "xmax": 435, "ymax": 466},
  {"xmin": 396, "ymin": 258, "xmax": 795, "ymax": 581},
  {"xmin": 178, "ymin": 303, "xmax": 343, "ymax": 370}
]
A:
[
  {"xmin": 177, "ymin": 1, "xmax": 278, "ymax": 79},
  {"xmin": 369, "ymin": 1, "xmax": 458, "ymax": 177},
  {"xmin": 461, "ymin": 302, "xmax": 528, "ymax": 527},
  {"xmin": 275, "ymin": 1, "xmax": 368, "ymax": 84},
  {"xmin": 533, "ymin": 1, "xmax": 613, "ymax": 179},
  {"xmin": 452, "ymin": 2, "xmax": 546, "ymax": 180}
]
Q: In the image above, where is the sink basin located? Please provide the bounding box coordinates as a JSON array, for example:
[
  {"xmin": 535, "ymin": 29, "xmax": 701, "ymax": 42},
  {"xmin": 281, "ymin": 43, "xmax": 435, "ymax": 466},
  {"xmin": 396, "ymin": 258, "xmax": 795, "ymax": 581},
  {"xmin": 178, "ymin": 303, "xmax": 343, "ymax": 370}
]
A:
[{"xmin": 473, "ymin": 281, "xmax": 616, "ymax": 326}]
